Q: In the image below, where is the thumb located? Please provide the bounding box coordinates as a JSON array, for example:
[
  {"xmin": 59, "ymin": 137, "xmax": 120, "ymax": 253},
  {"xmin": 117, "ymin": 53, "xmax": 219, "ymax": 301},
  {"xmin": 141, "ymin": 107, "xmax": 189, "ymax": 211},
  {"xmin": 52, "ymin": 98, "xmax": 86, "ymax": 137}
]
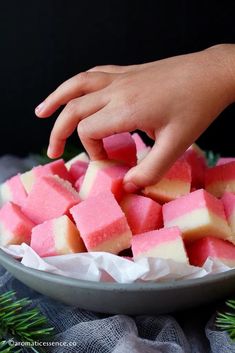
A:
[{"xmin": 123, "ymin": 127, "xmax": 187, "ymax": 191}]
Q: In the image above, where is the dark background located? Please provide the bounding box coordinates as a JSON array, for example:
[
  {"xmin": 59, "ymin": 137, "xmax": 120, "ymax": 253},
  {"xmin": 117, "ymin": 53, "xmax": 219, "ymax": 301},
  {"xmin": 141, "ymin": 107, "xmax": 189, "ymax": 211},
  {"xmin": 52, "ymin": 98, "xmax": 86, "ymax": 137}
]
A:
[{"xmin": 1, "ymin": 1, "xmax": 235, "ymax": 157}]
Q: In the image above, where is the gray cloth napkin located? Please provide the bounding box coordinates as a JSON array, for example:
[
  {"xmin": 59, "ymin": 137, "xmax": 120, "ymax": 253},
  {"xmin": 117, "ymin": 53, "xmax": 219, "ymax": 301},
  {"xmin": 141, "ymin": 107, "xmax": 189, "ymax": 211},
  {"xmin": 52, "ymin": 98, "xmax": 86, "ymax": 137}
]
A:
[{"xmin": 1, "ymin": 155, "xmax": 235, "ymax": 353}]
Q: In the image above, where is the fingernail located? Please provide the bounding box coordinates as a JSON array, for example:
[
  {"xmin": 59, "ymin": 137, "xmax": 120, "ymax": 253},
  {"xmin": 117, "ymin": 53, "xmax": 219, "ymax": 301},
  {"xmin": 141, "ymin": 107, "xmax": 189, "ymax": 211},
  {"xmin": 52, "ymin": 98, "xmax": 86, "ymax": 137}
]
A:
[
  {"xmin": 35, "ymin": 101, "xmax": 45, "ymax": 114},
  {"xmin": 123, "ymin": 181, "xmax": 139, "ymax": 193}
]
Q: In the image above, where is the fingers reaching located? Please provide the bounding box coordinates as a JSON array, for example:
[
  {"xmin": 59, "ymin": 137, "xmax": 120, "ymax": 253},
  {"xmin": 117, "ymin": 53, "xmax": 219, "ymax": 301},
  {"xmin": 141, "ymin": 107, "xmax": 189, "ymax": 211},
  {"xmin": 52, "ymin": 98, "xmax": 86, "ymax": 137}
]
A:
[
  {"xmin": 123, "ymin": 125, "xmax": 189, "ymax": 190},
  {"xmin": 35, "ymin": 71, "xmax": 116, "ymax": 118},
  {"xmin": 77, "ymin": 104, "xmax": 135, "ymax": 160},
  {"xmin": 48, "ymin": 90, "xmax": 109, "ymax": 158}
]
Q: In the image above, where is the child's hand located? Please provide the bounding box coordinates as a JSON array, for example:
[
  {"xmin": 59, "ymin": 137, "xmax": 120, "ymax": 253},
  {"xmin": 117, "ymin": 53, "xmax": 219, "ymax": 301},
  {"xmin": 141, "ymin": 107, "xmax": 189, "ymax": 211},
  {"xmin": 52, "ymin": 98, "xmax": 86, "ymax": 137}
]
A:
[{"xmin": 35, "ymin": 44, "xmax": 235, "ymax": 190}]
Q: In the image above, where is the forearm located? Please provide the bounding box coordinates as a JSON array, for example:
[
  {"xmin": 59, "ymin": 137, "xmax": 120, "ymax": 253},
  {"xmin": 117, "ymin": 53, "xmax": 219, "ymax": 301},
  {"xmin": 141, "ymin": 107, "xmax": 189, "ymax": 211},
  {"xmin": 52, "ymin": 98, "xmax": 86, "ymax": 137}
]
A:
[{"xmin": 205, "ymin": 44, "xmax": 235, "ymax": 106}]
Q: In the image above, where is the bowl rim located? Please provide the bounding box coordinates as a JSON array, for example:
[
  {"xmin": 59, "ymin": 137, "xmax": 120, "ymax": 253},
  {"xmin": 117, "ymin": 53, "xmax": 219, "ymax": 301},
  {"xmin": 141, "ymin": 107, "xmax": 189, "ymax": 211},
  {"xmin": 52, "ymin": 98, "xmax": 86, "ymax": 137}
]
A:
[{"xmin": 1, "ymin": 249, "xmax": 235, "ymax": 292}]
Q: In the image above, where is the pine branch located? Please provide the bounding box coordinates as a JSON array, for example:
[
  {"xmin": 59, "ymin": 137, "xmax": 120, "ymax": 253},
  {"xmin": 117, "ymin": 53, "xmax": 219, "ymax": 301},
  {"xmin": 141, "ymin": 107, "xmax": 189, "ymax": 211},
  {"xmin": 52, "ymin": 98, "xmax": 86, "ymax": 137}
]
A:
[
  {"xmin": 216, "ymin": 299, "xmax": 235, "ymax": 340},
  {"xmin": 0, "ymin": 340, "xmax": 21, "ymax": 353},
  {"xmin": 0, "ymin": 291, "xmax": 54, "ymax": 353},
  {"xmin": 205, "ymin": 150, "xmax": 220, "ymax": 167}
]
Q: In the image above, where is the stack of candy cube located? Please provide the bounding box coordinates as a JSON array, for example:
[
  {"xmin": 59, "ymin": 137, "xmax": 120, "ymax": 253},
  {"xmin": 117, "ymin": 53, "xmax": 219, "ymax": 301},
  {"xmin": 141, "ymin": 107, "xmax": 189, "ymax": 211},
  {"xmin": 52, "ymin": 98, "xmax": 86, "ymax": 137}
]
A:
[{"xmin": 1, "ymin": 131, "xmax": 235, "ymax": 269}]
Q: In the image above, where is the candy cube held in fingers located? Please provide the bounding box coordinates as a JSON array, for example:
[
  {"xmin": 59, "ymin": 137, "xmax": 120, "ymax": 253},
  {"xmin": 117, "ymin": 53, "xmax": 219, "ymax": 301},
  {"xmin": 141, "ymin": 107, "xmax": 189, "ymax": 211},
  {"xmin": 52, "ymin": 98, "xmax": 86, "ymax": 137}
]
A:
[
  {"xmin": 103, "ymin": 132, "xmax": 137, "ymax": 166},
  {"xmin": 22, "ymin": 175, "xmax": 80, "ymax": 224},
  {"xmin": 30, "ymin": 215, "xmax": 86, "ymax": 257},
  {"xmin": 70, "ymin": 192, "xmax": 132, "ymax": 254},
  {"xmin": 120, "ymin": 194, "xmax": 162, "ymax": 235},
  {"xmin": 143, "ymin": 159, "xmax": 191, "ymax": 203},
  {"xmin": 186, "ymin": 236, "xmax": 235, "ymax": 267},
  {"xmin": 79, "ymin": 160, "xmax": 129, "ymax": 200},
  {"xmin": 0, "ymin": 202, "xmax": 35, "ymax": 246},
  {"xmin": 131, "ymin": 226, "xmax": 188, "ymax": 263},
  {"xmin": 163, "ymin": 189, "xmax": 232, "ymax": 243}
]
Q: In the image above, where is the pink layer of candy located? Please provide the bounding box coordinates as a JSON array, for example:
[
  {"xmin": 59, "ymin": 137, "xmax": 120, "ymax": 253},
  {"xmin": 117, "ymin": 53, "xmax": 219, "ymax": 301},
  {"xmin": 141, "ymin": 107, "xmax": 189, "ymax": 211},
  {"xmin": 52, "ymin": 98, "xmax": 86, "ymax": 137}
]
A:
[
  {"xmin": 132, "ymin": 226, "xmax": 181, "ymax": 257},
  {"xmin": 34, "ymin": 159, "xmax": 71, "ymax": 182},
  {"xmin": 0, "ymin": 202, "xmax": 34, "ymax": 239},
  {"xmin": 103, "ymin": 132, "xmax": 137, "ymax": 166},
  {"xmin": 186, "ymin": 236, "xmax": 235, "ymax": 266},
  {"xmin": 69, "ymin": 161, "xmax": 88, "ymax": 182},
  {"xmin": 222, "ymin": 192, "xmax": 235, "ymax": 218},
  {"xmin": 7, "ymin": 174, "xmax": 27, "ymax": 206},
  {"xmin": 84, "ymin": 218, "xmax": 129, "ymax": 249},
  {"xmin": 88, "ymin": 163, "xmax": 129, "ymax": 200},
  {"xmin": 120, "ymin": 194, "xmax": 162, "ymax": 235},
  {"xmin": 163, "ymin": 159, "xmax": 191, "ymax": 182},
  {"xmin": 217, "ymin": 158, "xmax": 235, "ymax": 166},
  {"xmin": 205, "ymin": 161, "xmax": 235, "ymax": 185},
  {"xmin": 163, "ymin": 189, "xmax": 226, "ymax": 223},
  {"xmin": 75, "ymin": 175, "xmax": 85, "ymax": 192},
  {"xmin": 181, "ymin": 145, "xmax": 207, "ymax": 188},
  {"xmin": 70, "ymin": 191, "xmax": 130, "ymax": 249},
  {"xmin": 132, "ymin": 132, "xmax": 147, "ymax": 152},
  {"xmin": 30, "ymin": 220, "xmax": 56, "ymax": 257},
  {"xmin": 22, "ymin": 176, "xmax": 80, "ymax": 224}
]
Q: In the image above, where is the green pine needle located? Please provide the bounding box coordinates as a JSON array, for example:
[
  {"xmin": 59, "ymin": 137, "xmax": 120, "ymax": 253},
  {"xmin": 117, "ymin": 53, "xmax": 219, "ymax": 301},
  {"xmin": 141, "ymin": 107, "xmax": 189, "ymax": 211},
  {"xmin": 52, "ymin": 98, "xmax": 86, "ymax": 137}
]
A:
[
  {"xmin": 216, "ymin": 300, "xmax": 235, "ymax": 340},
  {"xmin": 0, "ymin": 291, "xmax": 54, "ymax": 353},
  {"xmin": 205, "ymin": 150, "xmax": 220, "ymax": 167},
  {"xmin": 0, "ymin": 341, "xmax": 21, "ymax": 353}
]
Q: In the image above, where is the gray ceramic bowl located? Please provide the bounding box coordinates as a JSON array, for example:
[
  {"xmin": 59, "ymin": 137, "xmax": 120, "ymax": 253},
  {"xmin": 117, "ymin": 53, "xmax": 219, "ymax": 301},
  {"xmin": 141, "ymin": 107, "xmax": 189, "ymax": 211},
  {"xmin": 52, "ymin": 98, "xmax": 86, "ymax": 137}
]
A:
[{"xmin": 0, "ymin": 248, "xmax": 235, "ymax": 314}]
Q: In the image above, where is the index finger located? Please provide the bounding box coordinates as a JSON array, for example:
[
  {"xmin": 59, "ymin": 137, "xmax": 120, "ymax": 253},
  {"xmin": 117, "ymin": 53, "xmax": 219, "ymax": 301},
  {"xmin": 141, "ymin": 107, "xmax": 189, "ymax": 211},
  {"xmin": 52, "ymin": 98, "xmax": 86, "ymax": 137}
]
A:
[
  {"xmin": 35, "ymin": 71, "xmax": 116, "ymax": 118},
  {"xmin": 48, "ymin": 90, "xmax": 108, "ymax": 159}
]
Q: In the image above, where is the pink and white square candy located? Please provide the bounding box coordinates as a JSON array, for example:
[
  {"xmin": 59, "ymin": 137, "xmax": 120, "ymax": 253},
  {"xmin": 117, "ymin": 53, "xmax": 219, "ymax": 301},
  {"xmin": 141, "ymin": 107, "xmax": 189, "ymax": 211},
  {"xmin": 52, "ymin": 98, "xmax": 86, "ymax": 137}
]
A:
[
  {"xmin": 131, "ymin": 226, "xmax": 188, "ymax": 263},
  {"xmin": 70, "ymin": 192, "xmax": 132, "ymax": 254},
  {"xmin": 120, "ymin": 194, "xmax": 162, "ymax": 235},
  {"xmin": 79, "ymin": 160, "xmax": 129, "ymax": 200},
  {"xmin": 181, "ymin": 143, "xmax": 207, "ymax": 189},
  {"xmin": 103, "ymin": 132, "xmax": 137, "ymax": 166},
  {"xmin": 186, "ymin": 236, "xmax": 235, "ymax": 267},
  {"xmin": 69, "ymin": 160, "xmax": 88, "ymax": 183},
  {"xmin": 163, "ymin": 189, "xmax": 232, "ymax": 243},
  {"xmin": 143, "ymin": 159, "xmax": 191, "ymax": 203},
  {"xmin": 65, "ymin": 152, "xmax": 89, "ymax": 170},
  {"xmin": 30, "ymin": 215, "xmax": 86, "ymax": 257},
  {"xmin": 20, "ymin": 159, "xmax": 71, "ymax": 194},
  {"xmin": 0, "ymin": 174, "xmax": 27, "ymax": 208},
  {"xmin": 205, "ymin": 161, "xmax": 235, "ymax": 198},
  {"xmin": 222, "ymin": 192, "xmax": 235, "ymax": 236},
  {"xmin": 0, "ymin": 202, "xmax": 35, "ymax": 246},
  {"xmin": 22, "ymin": 175, "xmax": 80, "ymax": 224}
]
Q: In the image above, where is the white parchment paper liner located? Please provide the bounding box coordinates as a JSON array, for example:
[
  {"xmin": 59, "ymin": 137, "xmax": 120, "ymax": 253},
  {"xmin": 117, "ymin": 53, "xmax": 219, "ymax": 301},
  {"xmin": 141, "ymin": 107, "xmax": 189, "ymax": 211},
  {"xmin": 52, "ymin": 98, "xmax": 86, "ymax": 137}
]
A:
[{"xmin": 1, "ymin": 243, "xmax": 234, "ymax": 283}]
